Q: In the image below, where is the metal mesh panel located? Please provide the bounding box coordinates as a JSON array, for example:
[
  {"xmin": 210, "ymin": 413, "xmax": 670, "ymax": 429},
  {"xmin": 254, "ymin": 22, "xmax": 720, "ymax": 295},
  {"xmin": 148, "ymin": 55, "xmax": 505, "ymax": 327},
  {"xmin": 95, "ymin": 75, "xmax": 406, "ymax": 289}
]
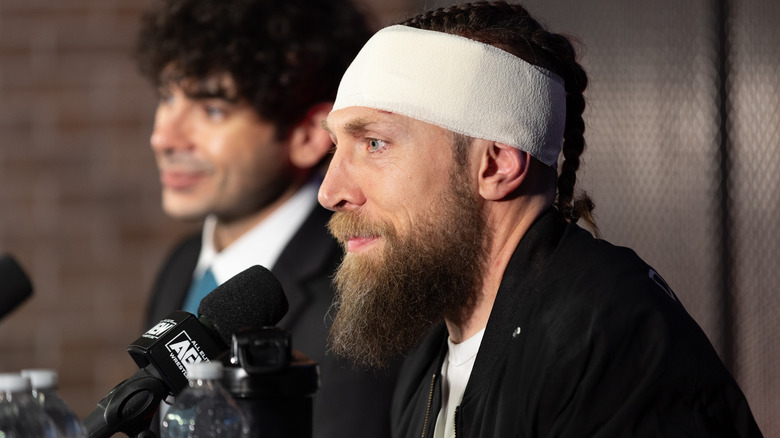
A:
[{"xmin": 727, "ymin": 0, "xmax": 780, "ymax": 433}]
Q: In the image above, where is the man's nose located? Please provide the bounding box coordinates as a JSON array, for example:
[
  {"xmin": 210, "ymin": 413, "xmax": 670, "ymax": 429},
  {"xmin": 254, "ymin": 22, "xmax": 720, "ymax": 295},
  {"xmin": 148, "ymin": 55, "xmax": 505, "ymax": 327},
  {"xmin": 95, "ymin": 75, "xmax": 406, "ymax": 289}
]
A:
[
  {"xmin": 149, "ymin": 102, "xmax": 192, "ymax": 152},
  {"xmin": 318, "ymin": 147, "xmax": 365, "ymax": 211}
]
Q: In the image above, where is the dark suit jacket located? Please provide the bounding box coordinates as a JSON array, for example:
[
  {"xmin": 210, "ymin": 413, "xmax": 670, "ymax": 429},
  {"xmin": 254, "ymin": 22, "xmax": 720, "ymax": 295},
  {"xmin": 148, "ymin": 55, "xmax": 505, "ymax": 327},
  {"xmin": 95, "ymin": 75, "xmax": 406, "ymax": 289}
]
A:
[{"xmin": 146, "ymin": 205, "xmax": 398, "ymax": 438}]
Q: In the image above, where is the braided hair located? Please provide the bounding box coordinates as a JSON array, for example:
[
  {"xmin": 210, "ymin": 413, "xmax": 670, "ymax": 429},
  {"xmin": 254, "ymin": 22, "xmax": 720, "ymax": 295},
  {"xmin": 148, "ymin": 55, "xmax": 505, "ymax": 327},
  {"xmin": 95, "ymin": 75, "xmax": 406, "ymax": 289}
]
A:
[{"xmin": 402, "ymin": 1, "xmax": 597, "ymax": 232}]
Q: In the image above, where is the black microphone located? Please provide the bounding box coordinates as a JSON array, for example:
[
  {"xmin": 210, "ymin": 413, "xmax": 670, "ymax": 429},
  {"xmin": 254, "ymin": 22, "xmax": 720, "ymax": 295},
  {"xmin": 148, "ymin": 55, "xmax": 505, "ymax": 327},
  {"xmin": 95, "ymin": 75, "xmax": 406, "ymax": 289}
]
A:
[
  {"xmin": 0, "ymin": 254, "xmax": 33, "ymax": 321},
  {"xmin": 84, "ymin": 265, "xmax": 288, "ymax": 438}
]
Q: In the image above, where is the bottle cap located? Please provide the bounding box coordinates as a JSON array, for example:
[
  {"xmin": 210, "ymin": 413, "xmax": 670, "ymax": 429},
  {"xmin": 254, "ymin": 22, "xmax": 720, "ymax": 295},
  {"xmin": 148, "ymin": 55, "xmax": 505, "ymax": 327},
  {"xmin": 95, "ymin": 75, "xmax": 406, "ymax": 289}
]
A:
[
  {"xmin": 21, "ymin": 369, "xmax": 58, "ymax": 389},
  {"xmin": 0, "ymin": 373, "xmax": 31, "ymax": 393},
  {"xmin": 185, "ymin": 361, "xmax": 223, "ymax": 381}
]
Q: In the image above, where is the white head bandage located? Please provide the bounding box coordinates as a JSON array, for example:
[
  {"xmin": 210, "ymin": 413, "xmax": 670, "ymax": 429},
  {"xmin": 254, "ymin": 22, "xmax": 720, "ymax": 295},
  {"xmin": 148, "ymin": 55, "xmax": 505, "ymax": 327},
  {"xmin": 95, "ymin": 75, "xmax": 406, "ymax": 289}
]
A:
[{"xmin": 333, "ymin": 25, "xmax": 567, "ymax": 167}]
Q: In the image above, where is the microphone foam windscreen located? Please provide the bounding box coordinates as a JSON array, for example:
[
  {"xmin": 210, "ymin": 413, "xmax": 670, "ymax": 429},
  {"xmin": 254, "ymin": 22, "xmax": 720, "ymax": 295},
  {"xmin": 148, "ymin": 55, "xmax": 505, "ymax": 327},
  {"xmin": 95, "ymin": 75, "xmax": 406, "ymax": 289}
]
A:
[
  {"xmin": 197, "ymin": 265, "xmax": 289, "ymax": 343},
  {"xmin": 0, "ymin": 254, "xmax": 33, "ymax": 318}
]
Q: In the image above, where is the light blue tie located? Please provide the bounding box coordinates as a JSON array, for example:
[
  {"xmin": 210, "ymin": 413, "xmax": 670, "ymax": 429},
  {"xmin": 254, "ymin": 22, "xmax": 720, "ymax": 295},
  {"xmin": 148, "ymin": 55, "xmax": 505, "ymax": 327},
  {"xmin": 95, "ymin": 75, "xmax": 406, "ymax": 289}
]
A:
[{"xmin": 182, "ymin": 268, "xmax": 218, "ymax": 315}]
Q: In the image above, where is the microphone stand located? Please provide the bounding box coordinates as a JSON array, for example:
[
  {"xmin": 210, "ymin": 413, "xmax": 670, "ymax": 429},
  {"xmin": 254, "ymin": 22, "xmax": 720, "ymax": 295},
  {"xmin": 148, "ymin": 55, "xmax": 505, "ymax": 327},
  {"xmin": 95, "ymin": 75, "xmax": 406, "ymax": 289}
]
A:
[{"xmin": 83, "ymin": 367, "xmax": 168, "ymax": 438}]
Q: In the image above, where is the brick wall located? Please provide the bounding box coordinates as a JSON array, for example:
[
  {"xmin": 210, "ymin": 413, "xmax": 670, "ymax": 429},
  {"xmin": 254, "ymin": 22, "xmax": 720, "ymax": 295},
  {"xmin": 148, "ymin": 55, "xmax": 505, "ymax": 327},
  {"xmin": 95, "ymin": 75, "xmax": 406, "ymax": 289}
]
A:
[
  {"xmin": 0, "ymin": 0, "xmax": 183, "ymax": 420},
  {"xmin": 0, "ymin": 0, "xmax": 417, "ymax": 424}
]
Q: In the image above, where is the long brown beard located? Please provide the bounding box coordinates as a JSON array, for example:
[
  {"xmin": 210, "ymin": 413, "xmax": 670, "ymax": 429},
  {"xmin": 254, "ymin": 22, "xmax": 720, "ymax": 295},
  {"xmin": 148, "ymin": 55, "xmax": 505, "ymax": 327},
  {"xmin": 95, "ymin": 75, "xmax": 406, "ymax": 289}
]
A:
[{"xmin": 327, "ymin": 174, "xmax": 489, "ymax": 369}]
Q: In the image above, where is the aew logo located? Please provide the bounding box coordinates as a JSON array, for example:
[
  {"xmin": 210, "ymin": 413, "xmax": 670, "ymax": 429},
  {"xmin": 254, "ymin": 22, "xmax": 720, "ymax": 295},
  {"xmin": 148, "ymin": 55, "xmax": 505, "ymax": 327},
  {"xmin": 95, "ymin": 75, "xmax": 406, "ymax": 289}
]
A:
[
  {"xmin": 143, "ymin": 319, "xmax": 176, "ymax": 340},
  {"xmin": 165, "ymin": 331, "xmax": 208, "ymax": 373}
]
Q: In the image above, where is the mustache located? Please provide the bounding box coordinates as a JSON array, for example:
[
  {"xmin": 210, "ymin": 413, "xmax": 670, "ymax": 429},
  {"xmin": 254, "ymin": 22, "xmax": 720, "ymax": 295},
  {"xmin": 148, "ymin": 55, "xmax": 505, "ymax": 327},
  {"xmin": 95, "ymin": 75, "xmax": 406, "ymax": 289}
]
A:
[
  {"xmin": 157, "ymin": 152, "xmax": 214, "ymax": 173},
  {"xmin": 327, "ymin": 211, "xmax": 395, "ymax": 246}
]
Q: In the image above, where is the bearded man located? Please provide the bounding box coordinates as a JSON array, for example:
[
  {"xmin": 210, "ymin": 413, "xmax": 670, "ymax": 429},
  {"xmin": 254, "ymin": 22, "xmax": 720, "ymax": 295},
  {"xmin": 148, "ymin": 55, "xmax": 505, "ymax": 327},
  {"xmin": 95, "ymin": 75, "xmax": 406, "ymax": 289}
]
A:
[{"xmin": 318, "ymin": 2, "xmax": 763, "ymax": 437}]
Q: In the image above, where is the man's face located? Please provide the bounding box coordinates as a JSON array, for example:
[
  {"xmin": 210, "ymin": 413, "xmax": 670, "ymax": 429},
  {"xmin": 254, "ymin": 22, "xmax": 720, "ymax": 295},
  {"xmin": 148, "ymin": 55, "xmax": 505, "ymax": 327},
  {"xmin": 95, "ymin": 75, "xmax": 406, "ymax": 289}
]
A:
[
  {"xmin": 319, "ymin": 107, "xmax": 490, "ymax": 368},
  {"xmin": 150, "ymin": 76, "xmax": 293, "ymax": 222}
]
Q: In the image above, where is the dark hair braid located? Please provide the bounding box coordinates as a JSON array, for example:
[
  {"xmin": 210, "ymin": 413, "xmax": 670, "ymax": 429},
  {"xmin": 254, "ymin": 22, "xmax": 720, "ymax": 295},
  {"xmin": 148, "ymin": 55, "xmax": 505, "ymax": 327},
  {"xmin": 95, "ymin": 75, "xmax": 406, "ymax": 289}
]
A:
[{"xmin": 403, "ymin": 1, "xmax": 597, "ymax": 232}]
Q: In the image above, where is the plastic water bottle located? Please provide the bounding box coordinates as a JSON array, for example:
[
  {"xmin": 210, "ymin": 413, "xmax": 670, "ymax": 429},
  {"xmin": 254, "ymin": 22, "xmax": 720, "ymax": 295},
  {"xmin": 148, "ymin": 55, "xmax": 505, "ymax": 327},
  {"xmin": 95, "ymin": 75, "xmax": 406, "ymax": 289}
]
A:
[
  {"xmin": 0, "ymin": 372, "xmax": 61, "ymax": 438},
  {"xmin": 22, "ymin": 369, "xmax": 87, "ymax": 438},
  {"xmin": 161, "ymin": 361, "xmax": 249, "ymax": 438}
]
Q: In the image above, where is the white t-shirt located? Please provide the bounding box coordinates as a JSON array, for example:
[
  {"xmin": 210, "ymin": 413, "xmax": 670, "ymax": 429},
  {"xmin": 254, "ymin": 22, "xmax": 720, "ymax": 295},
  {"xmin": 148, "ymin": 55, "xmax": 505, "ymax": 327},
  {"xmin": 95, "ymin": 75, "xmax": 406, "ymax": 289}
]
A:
[{"xmin": 433, "ymin": 327, "xmax": 486, "ymax": 438}]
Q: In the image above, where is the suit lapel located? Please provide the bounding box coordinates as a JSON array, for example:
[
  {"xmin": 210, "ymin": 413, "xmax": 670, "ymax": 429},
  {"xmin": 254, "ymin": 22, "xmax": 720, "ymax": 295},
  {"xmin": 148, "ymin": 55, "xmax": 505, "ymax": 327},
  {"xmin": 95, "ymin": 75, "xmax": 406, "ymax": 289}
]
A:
[
  {"xmin": 271, "ymin": 205, "xmax": 341, "ymax": 330},
  {"xmin": 146, "ymin": 234, "xmax": 201, "ymax": 328}
]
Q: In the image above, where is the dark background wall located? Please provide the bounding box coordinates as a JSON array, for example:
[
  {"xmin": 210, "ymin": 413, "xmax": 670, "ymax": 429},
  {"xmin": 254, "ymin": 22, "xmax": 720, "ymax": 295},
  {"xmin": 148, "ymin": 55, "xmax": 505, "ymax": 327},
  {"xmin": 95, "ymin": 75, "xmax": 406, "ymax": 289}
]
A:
[{"xmin": 0, "ymin": 0, "xmax": 777, "ymax": 435}]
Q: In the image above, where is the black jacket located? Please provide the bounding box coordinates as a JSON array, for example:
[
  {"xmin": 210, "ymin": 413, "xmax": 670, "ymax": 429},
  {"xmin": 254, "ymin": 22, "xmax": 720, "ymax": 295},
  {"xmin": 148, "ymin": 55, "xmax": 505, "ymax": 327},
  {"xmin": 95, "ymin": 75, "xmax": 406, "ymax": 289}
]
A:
[
  {"xmin": 147, "ymin": 205, "xmax": 399, "ymax": 438},
  {"xmin": 392, "ymin": 208, "xmax": 762, "ymax": 437}
]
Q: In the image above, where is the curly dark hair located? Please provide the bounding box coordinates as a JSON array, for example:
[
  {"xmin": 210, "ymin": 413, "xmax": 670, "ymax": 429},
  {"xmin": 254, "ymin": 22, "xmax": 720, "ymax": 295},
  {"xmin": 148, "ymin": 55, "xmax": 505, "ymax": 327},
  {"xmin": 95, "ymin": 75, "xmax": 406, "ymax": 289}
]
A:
[
  {"xmin": 136, "ymin": 0, "xmax": 372, "ymax": 138},
  {"xmin": 402, "ymin": 1, "xmax": 597, "ymax": 231}
]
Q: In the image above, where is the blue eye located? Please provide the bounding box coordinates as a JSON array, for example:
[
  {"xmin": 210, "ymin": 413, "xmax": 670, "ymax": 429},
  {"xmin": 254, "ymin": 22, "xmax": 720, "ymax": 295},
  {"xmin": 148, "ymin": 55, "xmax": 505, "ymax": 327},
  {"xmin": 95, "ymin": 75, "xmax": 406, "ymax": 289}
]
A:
[
  {"xmin": 367, "ymin": 139, "xmax": 386, "ymax": 152},
  {"xmin": 205, "ymin": 105, "xmax": 225, "ymax": 118}
]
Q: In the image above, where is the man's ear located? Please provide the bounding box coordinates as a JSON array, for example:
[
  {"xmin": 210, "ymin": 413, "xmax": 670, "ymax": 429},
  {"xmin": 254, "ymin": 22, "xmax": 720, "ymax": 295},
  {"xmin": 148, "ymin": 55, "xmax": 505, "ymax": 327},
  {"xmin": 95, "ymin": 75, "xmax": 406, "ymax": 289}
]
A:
[
  {"xmin": 288, "ymin": 102, "xmax": 334, "ymax": 170},
  {"xmin": 476, "ymin": 141, "xmax": 530, "ymax": 200}
]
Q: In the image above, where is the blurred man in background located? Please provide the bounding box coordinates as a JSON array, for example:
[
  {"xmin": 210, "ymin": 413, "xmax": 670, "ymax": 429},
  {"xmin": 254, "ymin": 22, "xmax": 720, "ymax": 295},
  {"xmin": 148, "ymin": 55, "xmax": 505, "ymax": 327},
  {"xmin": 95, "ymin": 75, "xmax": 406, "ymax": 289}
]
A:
[{"xmin": 135, "ymin": 0, "xmax": 398, "ymax": 436}]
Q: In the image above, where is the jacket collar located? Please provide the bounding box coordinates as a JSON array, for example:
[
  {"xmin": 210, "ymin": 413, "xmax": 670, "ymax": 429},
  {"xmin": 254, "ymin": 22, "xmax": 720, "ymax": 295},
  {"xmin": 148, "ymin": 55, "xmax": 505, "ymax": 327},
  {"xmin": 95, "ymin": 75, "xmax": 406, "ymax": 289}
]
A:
[{"xmin": 464, "ymin": 207, "xmax": 567, "ymax": 397}]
